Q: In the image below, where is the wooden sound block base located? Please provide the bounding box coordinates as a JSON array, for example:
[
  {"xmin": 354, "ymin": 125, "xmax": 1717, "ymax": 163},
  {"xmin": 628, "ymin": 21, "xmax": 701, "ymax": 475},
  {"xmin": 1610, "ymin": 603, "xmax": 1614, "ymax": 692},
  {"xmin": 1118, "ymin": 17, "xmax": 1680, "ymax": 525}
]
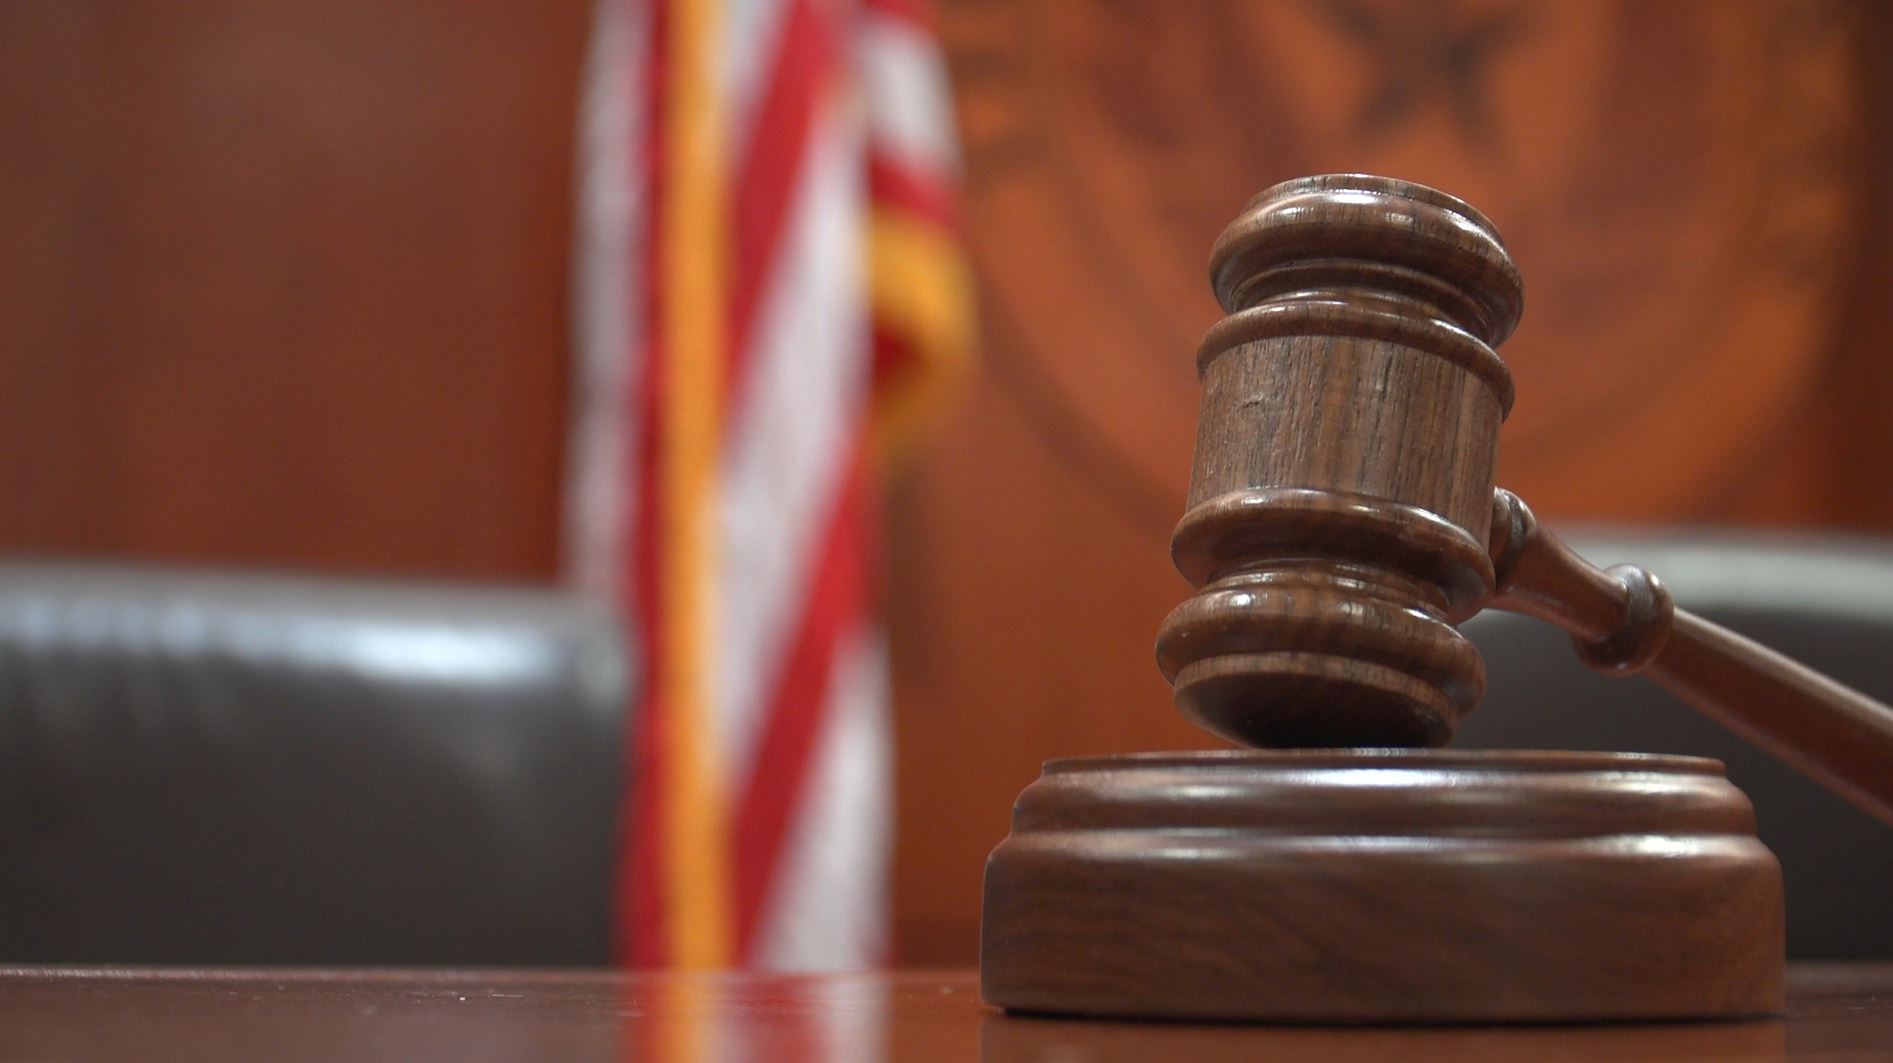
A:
[{"xmin": 980, "ymin": 749, "xmax": 1785, "ymax": 1024}]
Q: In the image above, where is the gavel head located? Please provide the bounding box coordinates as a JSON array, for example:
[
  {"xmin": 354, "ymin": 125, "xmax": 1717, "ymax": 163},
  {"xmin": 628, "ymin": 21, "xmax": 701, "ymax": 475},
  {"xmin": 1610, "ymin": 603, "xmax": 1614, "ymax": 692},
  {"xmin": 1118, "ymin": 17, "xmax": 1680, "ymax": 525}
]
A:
[{"xmin": 1155, "ymin": 174, "xmax": 1524, "ymax": 748}]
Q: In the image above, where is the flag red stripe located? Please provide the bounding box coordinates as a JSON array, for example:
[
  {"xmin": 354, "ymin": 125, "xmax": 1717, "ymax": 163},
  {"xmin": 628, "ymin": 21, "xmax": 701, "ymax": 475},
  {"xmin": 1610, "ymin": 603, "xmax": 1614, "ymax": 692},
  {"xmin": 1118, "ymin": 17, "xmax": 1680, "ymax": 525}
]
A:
[
  {"xmin": 727, "ymin": 0, "xmax": 837, "ymax": 398},
  {"xmin": 870, "ymin": 321, "xmax": 918, "ymax": 402},
  {"xmin": 618, "ymin": 0, "xmax": 671, "ymax": 969},
  {"xmin": 729, "ymin": 444, "xmax": 871, "ymax": 959},
  {"xmin": 867, "ymin": 149, "xmax": 956, "ymax": 230},
  {"xmin": 597, "ymin": 0, "xmax": 966, "ymax": 970}
]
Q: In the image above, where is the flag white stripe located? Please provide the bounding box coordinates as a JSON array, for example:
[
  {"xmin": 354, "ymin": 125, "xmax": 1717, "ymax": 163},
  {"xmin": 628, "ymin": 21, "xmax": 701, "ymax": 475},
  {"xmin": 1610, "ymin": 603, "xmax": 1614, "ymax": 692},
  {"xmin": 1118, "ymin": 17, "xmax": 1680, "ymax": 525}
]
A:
[
  {"xmin": 715, "ymin": 90, "xmax": 868, "ymax": 782},
  {"xmin": 858, "ymin": 10, "xmax": 961, "ymax": 176},
  {"xmin": 568, "ymin": 0, "xmax": 954, "ymax": 972},
  {"xmin": 752, "ymin": 625, "xmax": 891, "ymax": 971},
  {"xmin": 567, "ymin": 0, "xmax": 647, "ymax": 600}
]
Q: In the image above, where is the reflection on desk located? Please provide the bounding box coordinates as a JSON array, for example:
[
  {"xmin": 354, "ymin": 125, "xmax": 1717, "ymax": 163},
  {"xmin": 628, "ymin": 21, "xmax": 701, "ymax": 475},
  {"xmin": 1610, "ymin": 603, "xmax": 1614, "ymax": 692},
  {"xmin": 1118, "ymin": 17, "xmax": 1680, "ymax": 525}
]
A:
[{"xmin": 0, "ymin": 965, "xmax": 1888, "ymax": 1060}]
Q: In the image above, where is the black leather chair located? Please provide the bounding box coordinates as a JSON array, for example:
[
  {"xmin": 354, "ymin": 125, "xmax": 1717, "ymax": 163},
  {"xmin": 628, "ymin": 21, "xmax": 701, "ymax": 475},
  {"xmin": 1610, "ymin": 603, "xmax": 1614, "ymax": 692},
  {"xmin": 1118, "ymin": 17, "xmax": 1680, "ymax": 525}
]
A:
[
  {"xmin": 0, "ymin": 562, "xmax": 627, "ymax": 966},
  {"xmin": 1460, "ymin": 530, "xmax": 1893, "ymax": 960},
  {"xmin": 3, "ymin": 539, "xmax": 1889, "ymax": 966}
]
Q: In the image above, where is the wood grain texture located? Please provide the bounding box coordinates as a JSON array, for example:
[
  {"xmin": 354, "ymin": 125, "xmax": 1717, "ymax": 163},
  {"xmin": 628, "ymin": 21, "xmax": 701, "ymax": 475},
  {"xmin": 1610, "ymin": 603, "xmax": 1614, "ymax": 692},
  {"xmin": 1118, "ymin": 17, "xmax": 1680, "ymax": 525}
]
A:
[
  {"xmin": 1155, "ymin": 176, "xmax": 1520, "ymax": 748},
  {"xmin": 1489, "ymin": 489, "xmax": 1893, "ymax": 827},
  {"xmin": 983, "ymin": 965, "xmax": 1892, "ymax": 1060},
  {"xmin": 899, "ymin": 0, "xmax": 1891, "ymax": 966},
  {"xmin": 0, "ymin": 1, "xmax": 585, "ymax": 578},
  {"xmin": 980, "ymin": 174, "xmax": 1844, "ymax": 1021},
  {"xmin": 5, "ymin": 965, "xmax": 1893, "ymax": 1060},
  {"xmin": 981, "ymin": 750, "xmax": 1784, "ymax": 1022}
]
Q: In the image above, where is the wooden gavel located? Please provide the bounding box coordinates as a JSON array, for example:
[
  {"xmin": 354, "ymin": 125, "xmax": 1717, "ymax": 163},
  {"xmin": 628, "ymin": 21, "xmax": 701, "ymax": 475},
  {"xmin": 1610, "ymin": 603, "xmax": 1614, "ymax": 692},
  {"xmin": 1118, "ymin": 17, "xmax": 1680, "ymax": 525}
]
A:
[
  {"xmin": 1153, "ymin": 173, "xmax": 1893, "ymax": 827},
  {"xmin": 982, "ymin": 173, "xmax": 1886, "ymax": 1025}
]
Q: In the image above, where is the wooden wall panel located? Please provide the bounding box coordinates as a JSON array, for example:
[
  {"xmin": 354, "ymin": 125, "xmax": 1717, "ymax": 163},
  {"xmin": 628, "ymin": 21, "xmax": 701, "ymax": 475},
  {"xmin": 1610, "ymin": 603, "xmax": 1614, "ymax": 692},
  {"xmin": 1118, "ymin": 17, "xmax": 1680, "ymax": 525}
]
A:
[{"xmin": 0, "ymin": 2, "xmax": 588, "ymax": 578}]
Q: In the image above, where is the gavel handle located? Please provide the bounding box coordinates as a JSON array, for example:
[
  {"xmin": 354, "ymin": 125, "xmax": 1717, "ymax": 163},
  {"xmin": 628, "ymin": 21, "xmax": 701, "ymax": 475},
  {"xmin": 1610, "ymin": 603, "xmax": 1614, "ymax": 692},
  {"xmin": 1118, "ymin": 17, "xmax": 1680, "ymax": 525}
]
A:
[{"xmin": 1486, "ymin": 488, "xmax": 1893, "ymax": 828}]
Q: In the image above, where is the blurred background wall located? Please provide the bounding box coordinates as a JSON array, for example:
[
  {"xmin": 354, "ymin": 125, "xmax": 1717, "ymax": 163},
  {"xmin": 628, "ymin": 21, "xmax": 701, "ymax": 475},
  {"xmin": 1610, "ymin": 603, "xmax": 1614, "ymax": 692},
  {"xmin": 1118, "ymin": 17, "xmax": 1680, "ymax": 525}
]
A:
[{"xmin": 4, "ymin": 0, "xmax": 1891, "ymax": 966}]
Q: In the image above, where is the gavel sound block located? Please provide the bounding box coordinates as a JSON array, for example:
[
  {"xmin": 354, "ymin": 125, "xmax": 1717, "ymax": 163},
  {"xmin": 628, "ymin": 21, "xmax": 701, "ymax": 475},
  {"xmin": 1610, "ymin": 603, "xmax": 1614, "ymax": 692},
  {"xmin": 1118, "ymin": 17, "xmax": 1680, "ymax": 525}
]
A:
[{"xmin": 979, "ymin": 175, "xmax": 1893, "ymax": 1024}]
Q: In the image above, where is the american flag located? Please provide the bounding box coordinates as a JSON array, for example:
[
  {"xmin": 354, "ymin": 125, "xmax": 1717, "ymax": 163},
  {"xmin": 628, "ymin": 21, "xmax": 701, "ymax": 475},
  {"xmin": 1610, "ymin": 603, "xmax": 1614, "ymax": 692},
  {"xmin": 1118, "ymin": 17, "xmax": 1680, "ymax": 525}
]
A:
[{"xmin": 565, "ymin": 0, "xmax": 970, "ymax": 970}]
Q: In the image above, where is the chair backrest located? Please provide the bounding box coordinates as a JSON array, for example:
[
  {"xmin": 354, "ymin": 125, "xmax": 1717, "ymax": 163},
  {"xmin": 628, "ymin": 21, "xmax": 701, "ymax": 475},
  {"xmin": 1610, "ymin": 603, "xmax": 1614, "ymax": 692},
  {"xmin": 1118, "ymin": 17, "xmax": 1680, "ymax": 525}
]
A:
[
  {"xmin": 0, "ymin": 562, "xmax": 627, "ymax": 965},
  {"xmin": 1458, "ymin": 530, "xmax": 1893, "ymax": 959}
]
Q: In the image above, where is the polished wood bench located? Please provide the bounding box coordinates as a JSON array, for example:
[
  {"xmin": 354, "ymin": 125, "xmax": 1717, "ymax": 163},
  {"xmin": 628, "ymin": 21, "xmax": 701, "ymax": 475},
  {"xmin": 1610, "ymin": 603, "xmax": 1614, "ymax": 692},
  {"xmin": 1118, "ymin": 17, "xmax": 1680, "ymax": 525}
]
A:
[{"xmin": 2, "ymin": 964, "xmax": 1889, "ymax": 1060}]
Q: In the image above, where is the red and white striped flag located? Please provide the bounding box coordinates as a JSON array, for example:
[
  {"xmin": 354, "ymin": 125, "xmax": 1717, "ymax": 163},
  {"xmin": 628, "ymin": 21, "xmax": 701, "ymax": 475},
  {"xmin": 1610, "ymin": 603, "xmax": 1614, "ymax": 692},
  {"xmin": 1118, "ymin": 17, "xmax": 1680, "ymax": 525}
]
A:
[{"xmin": 565, "ymin": 0, "xmax": 971, "ymax": 970}]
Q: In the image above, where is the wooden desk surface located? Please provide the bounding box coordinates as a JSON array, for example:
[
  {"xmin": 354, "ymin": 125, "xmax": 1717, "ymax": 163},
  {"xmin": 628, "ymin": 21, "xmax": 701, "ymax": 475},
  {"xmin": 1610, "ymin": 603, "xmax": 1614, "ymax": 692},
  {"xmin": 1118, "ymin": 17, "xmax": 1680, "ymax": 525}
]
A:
[{"xmin": 1, "ymin": 964, "xmax": 1889, "ymax": 1061}]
